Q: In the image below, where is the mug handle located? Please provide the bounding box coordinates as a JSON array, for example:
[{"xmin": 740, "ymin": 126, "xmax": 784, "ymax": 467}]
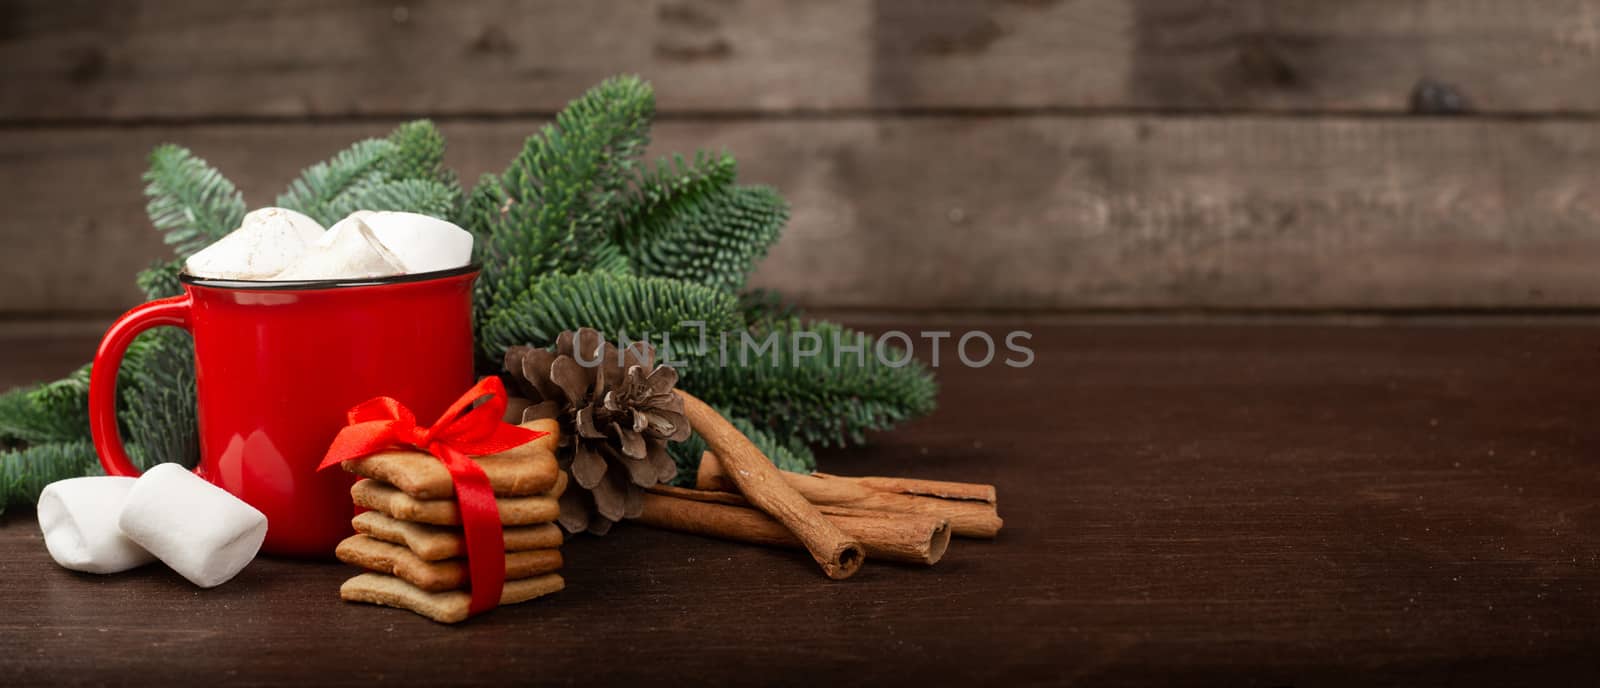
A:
[{"xmin": 89, "ymin": 294, "xmax": 193, "ymax": 477}]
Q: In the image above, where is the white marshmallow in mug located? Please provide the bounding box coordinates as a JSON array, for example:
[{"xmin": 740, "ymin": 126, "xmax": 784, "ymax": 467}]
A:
[
  {"xmin": 118, "ymin": 463, "xmax": 268, "ymax": 588},
  {"xmin": 272, "ymin": 214, "xmax": 405, "ymax": 280},
  {"xmin": 359, "ymin": 211, "xmax": 474, "ymax": 274},
  {"xmin": 185, "ymin": 207, "xmax": 325, "ymax": 280},
  {"xmin": 37, "ymin": 476, "xmax": 156, "ymax": 574}
]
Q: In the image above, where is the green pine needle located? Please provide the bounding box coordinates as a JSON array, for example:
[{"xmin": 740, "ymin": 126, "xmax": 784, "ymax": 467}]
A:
[
  {"xmin": 0, "ymin": 440, "xmax": 101, "ymax": 514},
  {"xmin": 326, "ymin": 178, "xmax": 459, "ymax": 222},
  {"xmin": 0, "ymin": 367, "xmax": 91, "ymax": 446},
  {"xmin": 280, "ymin": 121, "xmax": 463, "ymax": 227},
  {"xmin": 477, "ymin": 75, "xmax": 655, "ymax": 302},
  {"xmin": 627, "ymin": 184, "xmax": 787, "ymax": 293},
  {"xmin": 617, "ymin": 153, "xmax": 789, "ymax": 293},
  {"xmin": 615, "ymin": 152, "xmax": 739, "ymax": 246},
  {"xmin": 680, "ymin": 319, "xmax": 939, "ymax": 448},
  {"xmin": 479, "ymin": 271, "xmax": 743, "ymax": 360},
  {"xmin": 738, "ymin": 289, "xmax": 806, "ymax": 328},
  {"xmin": 276, "ymin": 139, "xmax": 397, "ymax": 226},
  {"xmin": 383, "ymin": 120, "xmax": 455, "ymax": 186},
  {"xmin": 461, "ymin": 172, "xmax": 507, "ymax": 245},
  {"xmin": 118, "ymin": 329, "xmax": 200, "ymax": 472},
  {"xmin": 137, "ymin": 259, "xmax": 186, "ymax": 300},
  {"xmin": 143, "ymin": 145, "xmax": 247, "ymax": 258}
]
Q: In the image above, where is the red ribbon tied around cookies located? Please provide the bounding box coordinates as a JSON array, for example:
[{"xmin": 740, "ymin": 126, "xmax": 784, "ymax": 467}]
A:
[{"xmin": 318, "ymin": 376, "xmax": 546, "ymax": 617}]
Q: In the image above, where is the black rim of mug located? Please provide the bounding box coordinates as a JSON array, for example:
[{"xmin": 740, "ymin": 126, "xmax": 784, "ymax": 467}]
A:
[{"xmin": 178, "ymin": 264, "xmax": 480, "ymax": 291}]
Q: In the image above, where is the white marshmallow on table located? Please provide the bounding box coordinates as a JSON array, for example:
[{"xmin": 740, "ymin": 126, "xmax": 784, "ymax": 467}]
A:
[
  {"xmin": 117, "ymin": 463, "xmax": 267, "ymax": 588},
  {"xmin": 359, "ymin": 211, "xmax": 474, "ymax": 273},
  {"xmin": 184, "ymin": 207, "xmax": 325, "ymax": 279},
  {"xmin": 36, "ymin": 477, "xmax": 156, "ymax": 574},
  {"xmin": 271, "ymin": 214, "xmax": 405, "ymax": 280}
]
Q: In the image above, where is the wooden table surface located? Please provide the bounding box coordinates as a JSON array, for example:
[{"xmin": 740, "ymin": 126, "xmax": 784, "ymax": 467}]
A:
[{"xmin": 2, "ymin": 321, "xmax": 1598, "ymax": 686}]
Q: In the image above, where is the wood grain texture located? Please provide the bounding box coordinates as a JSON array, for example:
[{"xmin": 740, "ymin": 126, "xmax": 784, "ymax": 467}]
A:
[
  {"xmin": 5, "ymin": 117, "xmax": 1600, "ymax": 314},
  {"xmin": 4, "ymin": 0, "xmax": 1600, "ymax": 120},
  {"xmin": 3, "ymin": 321, "xmax": 1600, "ymax": 684},
  {"xmin": 0, "ymin": 322, "xmax": 100, "ymax": 390}
]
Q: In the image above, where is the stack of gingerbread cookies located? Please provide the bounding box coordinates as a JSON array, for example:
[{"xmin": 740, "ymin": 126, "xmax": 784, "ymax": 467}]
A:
[{"xmin": 334, "ymin": 419, "xmax": 568, "ymax": 623}]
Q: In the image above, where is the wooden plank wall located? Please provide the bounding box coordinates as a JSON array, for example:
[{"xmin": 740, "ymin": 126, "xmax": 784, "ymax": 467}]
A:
[{"xmin": 3, "ymin": 0, "xmax": 1600, "ymax": 315}]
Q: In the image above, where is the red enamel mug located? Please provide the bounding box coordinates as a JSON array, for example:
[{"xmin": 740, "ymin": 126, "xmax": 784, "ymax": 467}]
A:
[{"xmin": 89, "ymin": 267, "xmax": 478, "ymax": 557}]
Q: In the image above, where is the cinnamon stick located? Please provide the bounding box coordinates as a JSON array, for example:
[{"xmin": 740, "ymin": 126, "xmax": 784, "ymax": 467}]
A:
[
  {"xmin": 834, "ymin": 474, "xmax": 996, "ymax": 503},
  {"xmin": 678, "ymin": 391, "xmax": 865, "ymax": 579},
  {"xmin": 650, "ymin": 484, "xmax": 929, "ymax": 521},
  {"xmin": 638, "ymin": 489, "xmax": 950, "ymax": 566},
  {"xmin": 696, "ymin": 452, "xmax": 1003, "ymax": 538}
]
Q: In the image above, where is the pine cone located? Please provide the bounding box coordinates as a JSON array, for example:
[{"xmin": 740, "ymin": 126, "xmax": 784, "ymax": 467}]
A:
[{"xmin": 503, "ymin": 328, "xmax": 689, "ymax": 535}]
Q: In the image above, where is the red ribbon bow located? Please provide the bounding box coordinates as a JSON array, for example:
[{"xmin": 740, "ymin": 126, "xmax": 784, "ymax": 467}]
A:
[{"xmin": 318, "ymin": 376, "xmax": 546, "ymax": 617}]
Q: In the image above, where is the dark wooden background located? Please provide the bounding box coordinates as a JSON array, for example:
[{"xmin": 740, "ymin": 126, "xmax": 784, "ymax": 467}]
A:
[
  {"xmin": 5, "ymin": 0, "xmax": 1600, "ymax": 317},
  {"xmin": 5, "ymin": 4, "xmax": 1600, "ymax": 684}
]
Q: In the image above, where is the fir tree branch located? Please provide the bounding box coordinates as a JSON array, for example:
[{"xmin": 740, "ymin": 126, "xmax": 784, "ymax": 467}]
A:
[
  {"xmin": 325, "ymin": 178, "xmax": 459, "ymax": 222},
  {"xmin": 382, "ymin": 120, "xmax": 455, "ymax": 186},
  {"xmin": 137, "ymin": 259, "xmax": 186, "ymax": 300},
  {"xmin": 680, "ymin": 319, "xmax": 939, "ymax": 448},
  {"xmin": 614, "ymin": 152, "xmax": 739, "ymax": 246},
  {"xmin": 461, "ymin": 172, "xmax": 507, "ymax": 246},
  {"xmin": 738, "ymin": 289, "xmax": 806, "ymax": 329},
  {"xmin": 477, "ymin": 75, "xmax": 655, "ymax": 302},
  {"xmin": 275, "ymin": 139, "xmax": 397, "ymax": 226},
  {"xmin": 143, "ymin": 145, "xmax": 247, "ymax": 258},
  {"xmin": 0, "ymin": 440, "xmax": 100, "ymax": 514},
  {"xmin": 280, "ymin": 121, "xmax": 462, "ymax": 227},
  {"xmin": 118, "ymin": 329, "xmax": 200, "ymax": 472},
  {"xmin": 0, "ymin": 367, "xmax": 91, "ymax": 446},
  {"xmin": 0, "ymin": 327, "xmax": 197, "ymax": 441},
  {"xmin": 478, "ymin": 271, "xmax": 743, "ymax": 360},
  {"xmin": 623, "ymin": 183, "xmax": 789, "ymax": 294},
  {"xmin": 0, "ymin": 260, "xmax": 193, "ymax": 498},
  {"xmin": 613, "ymin": 152, "xmax": 790, "ymax": 293}
]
